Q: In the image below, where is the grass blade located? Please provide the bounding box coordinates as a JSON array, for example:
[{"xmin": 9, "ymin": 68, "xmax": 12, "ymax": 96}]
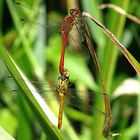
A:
[
  {"xmin": 0, "ymin": 43, "xmax": 63, "ymax": 140},
  {"xmin": 82, "ymin": 12, "xmax": 140, "ymax": 75}
]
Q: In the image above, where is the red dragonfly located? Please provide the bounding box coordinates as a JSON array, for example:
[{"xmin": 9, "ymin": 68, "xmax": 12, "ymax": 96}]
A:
[{"xmin": 15, "ymin": 2, "xmax": 88, "ymax": 74}]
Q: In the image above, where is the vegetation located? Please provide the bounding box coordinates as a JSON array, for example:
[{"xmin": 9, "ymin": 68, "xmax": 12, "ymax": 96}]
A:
[{"xmin": 0, "ymin": 0, "xmax": 140, "ymax": 140}]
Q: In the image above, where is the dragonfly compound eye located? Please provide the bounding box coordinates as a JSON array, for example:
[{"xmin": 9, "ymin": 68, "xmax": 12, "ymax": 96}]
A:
[
  {"xmin": 70, "ymin": 9, "xmax": 74, "ymax": 14},
  {"xmin": 70, "ymin": 8, "xmax": 80, "ymax": 16}
]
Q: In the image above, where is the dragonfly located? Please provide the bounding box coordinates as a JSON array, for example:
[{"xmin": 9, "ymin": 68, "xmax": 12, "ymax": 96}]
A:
[
  {"xmin": 15, "ymin": 2, "xmax": 113, "ymax": 138},
  {"xmin": 60, "ymin": 8, "xmax": 113, "ymax": 138},
  {"xmin": 15, "ymin": 2, "xmax": 89, "ymax": 75},
  {"xmin": 53, "ymin": 69, "xmax": 69, "ymax": 129},
  {"xmin": 5, "ymin": 71, "xmax": 107, "ymax": 130}
]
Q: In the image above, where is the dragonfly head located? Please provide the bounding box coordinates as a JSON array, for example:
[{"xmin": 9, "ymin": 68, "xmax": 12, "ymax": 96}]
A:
[
  {"xmin": 57, "ymin": 69, "xmax": 69, "ymax": 94},
  {"xmin": 59, "ymin": 69, "xmax": 69, "ymax": 80},
  {"xmin": 70, "ymin": 8, "xmax": 81, "ymax": 18}
]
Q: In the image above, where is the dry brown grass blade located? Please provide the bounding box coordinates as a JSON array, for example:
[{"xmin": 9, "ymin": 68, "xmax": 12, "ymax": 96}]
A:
[
  {"xmin": 99, "ymin": 4, "xmax": 140, "ymax": 25},
  {"xmin": 82, "ymin": 12, "xmax": 140, "ymax": 75},
  {"xmin": 82, "ymin": 16, "xmax": 112, "ymax": 139}
]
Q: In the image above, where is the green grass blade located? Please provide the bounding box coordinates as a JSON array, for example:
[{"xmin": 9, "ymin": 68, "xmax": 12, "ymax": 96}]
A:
[
  {"xmin": 101, "ymin": 0, "xmax": 130, "ymax": 92},
  {"xmin": 138, "ymin": 76, "xmax": 140, "ymax": 140},
  {"xmin": 6, "ymin": 0, "xmax": 44, "ymax": 79},
  {"xmin": 81, "ymin": 0, "xmax": 105, "ymax": 48},
  {"xmin": 0, "ymin": 44, "xmax": 63, "ymax": 140}
]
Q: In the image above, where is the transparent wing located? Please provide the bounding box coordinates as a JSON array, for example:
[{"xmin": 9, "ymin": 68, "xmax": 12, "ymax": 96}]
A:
[
  {"xmin": 15, "ymin": 1, "xmax": 90, "ymax": 58},
  {"xmin": 4, "ymin": 75, "xmax": 107, "ymax": 117},
  {"xmin": 15, "ymin": 1, "xmax": 62, "ymax": 35}
]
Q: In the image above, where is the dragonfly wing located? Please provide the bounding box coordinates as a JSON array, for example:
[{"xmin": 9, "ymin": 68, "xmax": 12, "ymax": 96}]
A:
[
  {"xmin": 64, "ymin": 88, "xmax": 106, "ymax": 116},
  {"xmin": 4, "ymin": 75, "xmax": 59, "ymax": 100},
  {"xmin": 4, "ymin": 75, "xmax": 107, "ymax": 117},
  {"xmin": 15, "ymin": 2, "xmax": 62, "ymax": 38}
]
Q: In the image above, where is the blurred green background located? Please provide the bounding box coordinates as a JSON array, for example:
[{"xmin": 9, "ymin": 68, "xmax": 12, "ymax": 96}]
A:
[{"xmin": 0, "ymin": 0, "xmax": 140, "ymax": 140}]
